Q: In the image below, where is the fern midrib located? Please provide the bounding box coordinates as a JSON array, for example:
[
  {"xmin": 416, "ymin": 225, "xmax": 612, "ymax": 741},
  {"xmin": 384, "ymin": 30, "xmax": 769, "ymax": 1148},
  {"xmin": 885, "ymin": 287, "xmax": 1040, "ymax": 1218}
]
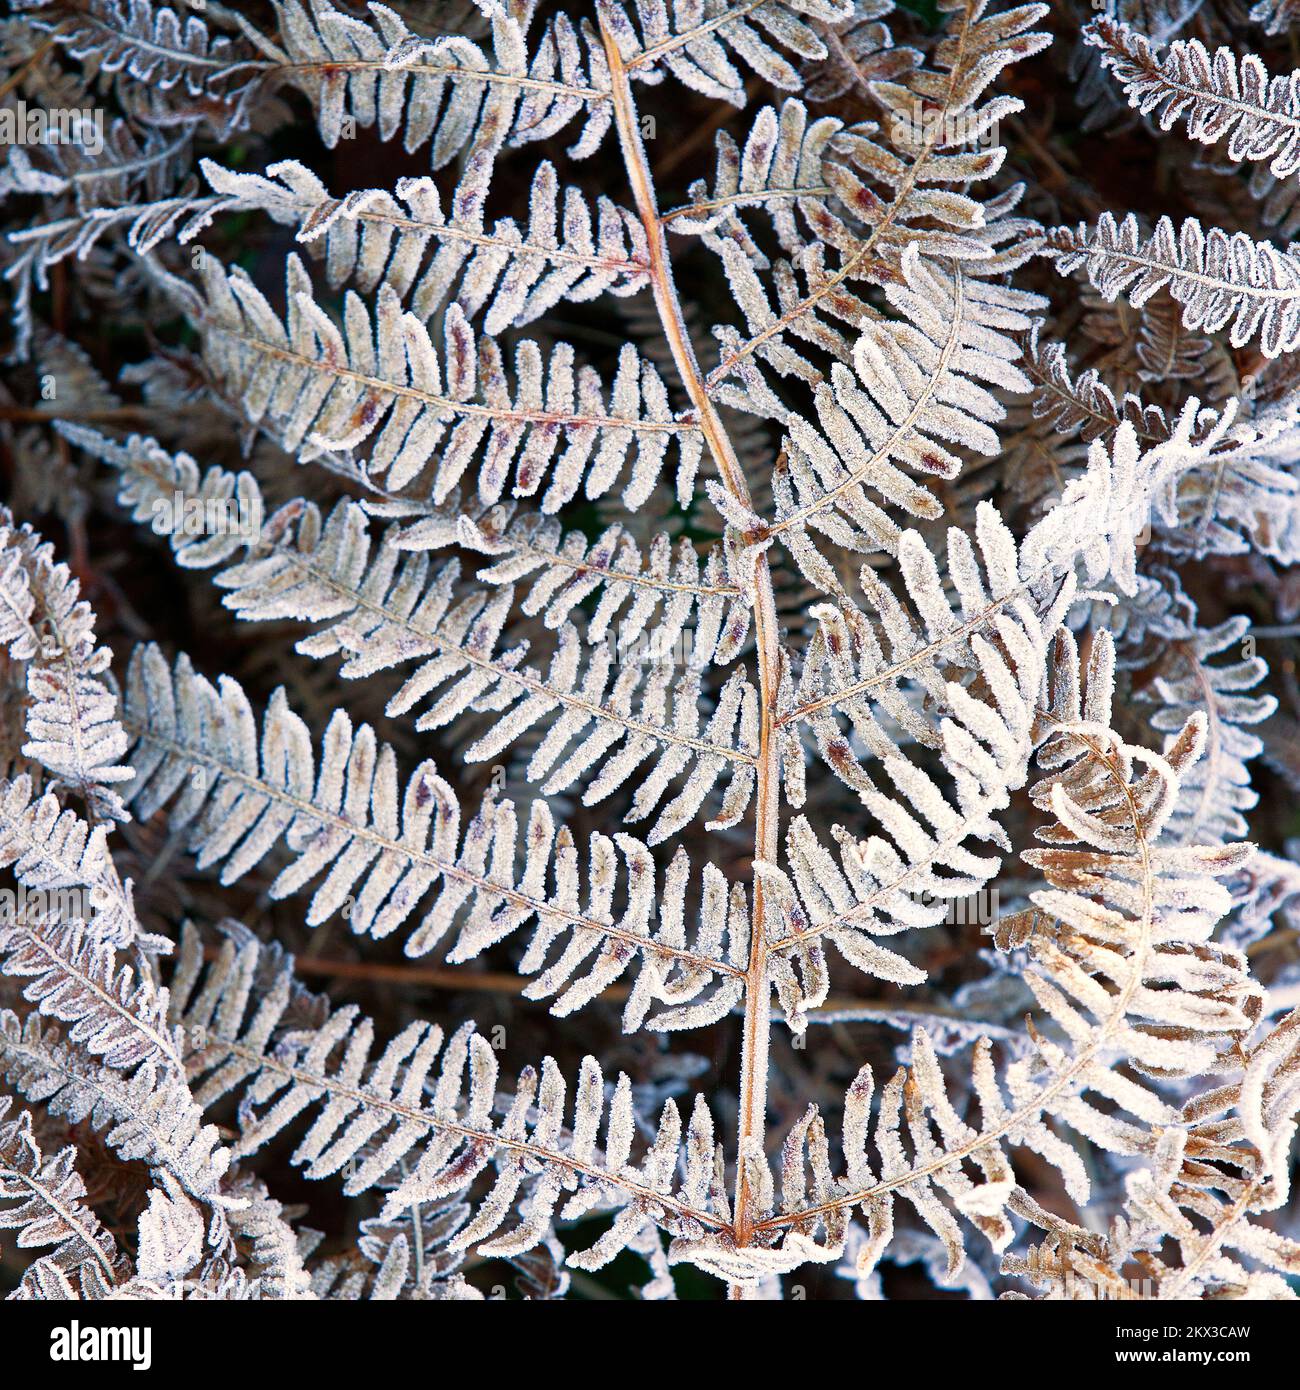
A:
[
  {"xmin": 661, "ymin": 186, "xmax": 834, "ymax": 224},
  {"xmin": 1169, "ymin": 642, "xmax": 1224, "ymax": 846},
  {"xmin": 61, "ymin": 14, "xmax": 265, "ymax": 77},
  {"xmin": 599, "ymin": 16, "xmax": 780, "ymax": 1264},
  {"xmin": 426, "ymin": 516, "xmax": 739, "ymax": 600},
  {"xmin": 68, "ymin": 131, "xmax": 192, "ymax": 189},
  {"xmin": 1159, "ymin": 1179, "xmax": 1262, "ymax": 1298}
]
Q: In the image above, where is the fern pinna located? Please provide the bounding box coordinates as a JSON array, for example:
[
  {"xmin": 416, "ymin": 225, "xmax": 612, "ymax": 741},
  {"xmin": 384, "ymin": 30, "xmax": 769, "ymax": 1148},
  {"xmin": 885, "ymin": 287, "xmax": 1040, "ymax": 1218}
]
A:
[{"xmin": 2, "ymin": 0, "xmax": 1300, "ymax": 1305}]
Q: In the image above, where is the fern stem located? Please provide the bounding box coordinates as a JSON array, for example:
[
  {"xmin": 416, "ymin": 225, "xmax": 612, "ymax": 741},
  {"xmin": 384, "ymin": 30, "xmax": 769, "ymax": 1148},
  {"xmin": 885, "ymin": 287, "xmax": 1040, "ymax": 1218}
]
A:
[{"xmin": 598, "ymin": 11, "xmax": 781, "ymax": 1257}]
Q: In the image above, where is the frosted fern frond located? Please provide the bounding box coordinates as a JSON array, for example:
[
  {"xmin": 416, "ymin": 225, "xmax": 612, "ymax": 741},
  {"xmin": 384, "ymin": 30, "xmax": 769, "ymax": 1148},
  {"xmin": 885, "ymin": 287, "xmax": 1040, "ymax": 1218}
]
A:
[
  {"xmin": 754, "ymin": 599, "xmax": 1051, "ymax": 1015},
  {"xmin": 1, "ymin": 119, "xmax": 196, "ymax": 355},
  {"xmin": 29, "ymin": 0, "xmax": 268, "ymax": 110},
  {"xmin": 57, "ymin": 426, "xmax": 756, "ymax": 828},
  {"xmin": 663, "ymin": 98, "xmax": 846, "ymax": 262},
  {"xmin": 0, "ymin": 1010, "xmax": 235, "ymax": 1213},
  {"xmin": 1249, "ymin": 0, "xmax": 1300, "ymax": 35},
  {"xmin": 1017, "ymin": 328, "xmax": 1180, "ymax": 448},
  {"xmin": 0, "ymin": 1096, "xmax": 129, "ymax": 1299},
  {"xmin": 0, "ymin": 777, "xmax": 138, "ymax": 948},
  {"xmin": 124, "ymin": 649, "xmax": 750, "ymax": 1024},
  {"xmin": 601, "ymin": 0, "xmax": 854, "ymax": 105},
  {"xmin": 1047, "ymin": 212, "xmax": 1300, "ymax": 358},
  {"xmin": 251, "ymin": 0, "xmax": 613, "ymax": 162},
  {"xmin": 0, "ymin": 512, "xmax": 132, "ymax": 820},
  {"xmin": 170, "ymin": 252, "xmax": 703, "ymax": 507},
  {"xmin": 1014, "ymin": 336, "xmax": 1300, "ymax": 559},
  {"xmin": 58, "ymin": 423, "xmax": 751, "ymax": 668},
  {"xmin": 1129, "ymin": 605, "xmax": 1276, "ymax": 844},
  {"xmin": 196, "ymin": 156, "xmax": 650, "ymax": 333},
  {"xmin": 748, "ymin": 256, "xmax": 1040, "ymax": 553},
  {"xmin": 0, "ymin": 900, "xmax": 180, "ymax": 1073},
  {"xmin": 118, "ymin": 522, "xmax": 758, "ymax": 836},
  {"xmin": 169, "ymin": 922, "xmax": 731, "ymax": 1272},
  {"xmin": 744, "ymin": 637, "xmax": 1257, "ymax": 1285},
  {"xmin": 391, "ymin": 506, "xmax": 752, "ymax": 662},
  {"xmin": 3, "ymin": 189, "xmax": 213, "ymax": 357},
  {"xmin": 1008, "ymin": 1011, "xmax": 1300, "ymax": 1299},
  {"xmin": 1086, "ymin": 15, "xmax": 1300, "ymax": 179},
  {"xmin": 0, "ymin": 118, "xmax": 194, "ymax": 211},
  {"xmin": 799, "ymin": 0, "xmax": 918, "ymax": 103},
  {"xmin": 700, "ymin": 0, "xmax": 1050, "ymax": 395},
  {"xmin": 781, "ymin": 503, "xmax": 1076, "ymax": 756},
  {"xmin": 6, "ymin": 0, "xmax": 1298, "ymax": 1305},
  {"xmin": 225, "ymin": 1176, "xmax": 315, "ymax": 1301}
]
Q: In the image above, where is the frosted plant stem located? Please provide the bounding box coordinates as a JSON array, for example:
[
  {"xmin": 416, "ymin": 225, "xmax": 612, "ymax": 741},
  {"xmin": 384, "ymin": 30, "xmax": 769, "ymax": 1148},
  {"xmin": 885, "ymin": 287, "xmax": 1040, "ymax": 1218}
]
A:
[{"xmin": 598, "ymin": 12, "xmax": 781, "ymax": 1271}]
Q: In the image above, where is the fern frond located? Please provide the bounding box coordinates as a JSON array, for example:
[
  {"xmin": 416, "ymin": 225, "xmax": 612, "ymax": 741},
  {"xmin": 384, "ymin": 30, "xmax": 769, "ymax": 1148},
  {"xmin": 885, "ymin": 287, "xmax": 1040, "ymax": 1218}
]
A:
[
  {"xmin": 1017, "ymin": 328, "xmax": 1177, "ymax": 447},
  {"xmin": 0, "ymin": 117, "xmax": 194, "ymax": 211},
  {"xmin": 255, "ymin": 0, "xmax": 613, "ymax": 162},
  {"xmin": 169, "ymin": 922, "xmax": 732, "ymax": 1272},
  {"xmin": 1008, "ymin": 1010, "xmax": 1300, "ymax": 1299},
  {"xmin": 59, "ymin": 422, "xmax": 752, "ymax": 668},
  {"xmin": 393, "ymin": 506, "xmax": 751, "ymax": 662},
  {"xmin": 0, "ymin": 1010, "xmax": 235, "ymax": 1211},
  {"xmin": 603, "ymin": 0, "xmax": 853, "ymax": 105},
  {"xmin": 1087, "ymin": 15, "xmax": 1300, "ymax": 180},
  {"xmin": 0, "ymin": 1095, "xmax": 128, "ymax": 1298},
  {"xmin": 755, "ymin": 591, "xmax": 1051, "ymax": 1011},
  {"xmin": 0, "ymin": 512, "xmax": 132, "ymax": 820},
  {"xmin": 225, "ymin": 1175, "xmax": 315, "ymax": 1300},
  {"xmin": 32, "ymin": 0, "xmax": 268, "ymax": 111},
  {"xmin": 0, "ymin": 898, "xmax": 180, "ymax": 1073},
  {"xmin": 662, "ymin": 97, "xmax": 844, "ymax": 262},
  {"xmin": 799, "ymin": 0, "xmax": 918, "ymax": 103},
  {"xmin": 698, "ymin": 0, "xmax": 1050, "ymax": 393},
  {"xmin": 196, "ymin": 155, "xmax": 650, "ymax": 333},
  {"xmin": 125, "ymin": 649, "xmax": 750, "ymax": 1024},
  {"xmin": 1047, "ymin": 212, "xmax": 1300, "ymax": 358},
  {"xmin": 62, "ymin": 425, "xmax": 756, "ymax": 833},
  {"xmin": 0, "ymin": 777, "xmax": 138, "ymax": 948},
  {"xmin": 1131, "ymin": 606, "xmax": 1276, "ymax": 844},
  {"xmin": 171, "ymin": 251, "xmax": 703, "ymax": 508},
  {"xmin": 739, "ymin": 635, "xmax": 1257, "ymax": 1286},
  {"xmin": 749, "ymin": 256, "xmax": 1039, "ymax": 553}
]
